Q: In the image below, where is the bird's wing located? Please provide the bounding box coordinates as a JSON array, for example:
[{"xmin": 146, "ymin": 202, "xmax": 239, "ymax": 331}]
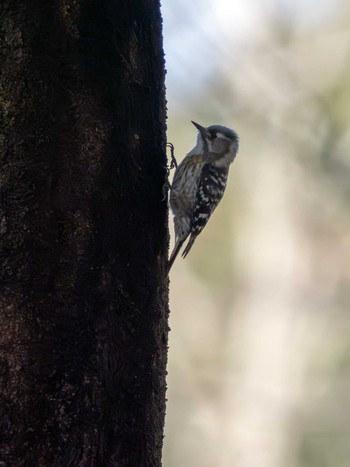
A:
[{"xmin": 182, "ymin": 164, "xmax": 228, "ymax": 258}]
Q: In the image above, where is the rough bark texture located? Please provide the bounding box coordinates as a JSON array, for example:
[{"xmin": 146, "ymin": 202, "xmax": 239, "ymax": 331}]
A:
[{"xmin": 0, "ymin": 1, "xmax": 169, "ymax": 465}]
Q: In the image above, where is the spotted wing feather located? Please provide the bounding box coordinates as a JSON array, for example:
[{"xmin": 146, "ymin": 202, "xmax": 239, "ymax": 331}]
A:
[{"xmin": 182, "ymin": 164, "xmax": 228, "ymax": 258}]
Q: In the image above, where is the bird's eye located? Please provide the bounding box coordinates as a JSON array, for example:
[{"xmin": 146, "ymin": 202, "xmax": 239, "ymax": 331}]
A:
[{"xmin": 207, "ymin": 131, "xmax": 217, "ymax": 140}]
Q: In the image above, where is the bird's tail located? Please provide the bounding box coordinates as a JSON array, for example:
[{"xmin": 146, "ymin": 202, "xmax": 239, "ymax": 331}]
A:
[
  {"xmin": 167, "ymin": 239, "xmax": 184, "ymax": 273},
  {"xmin": 182, "ymin": 234, "xmax": 197, "ymax": 259}
]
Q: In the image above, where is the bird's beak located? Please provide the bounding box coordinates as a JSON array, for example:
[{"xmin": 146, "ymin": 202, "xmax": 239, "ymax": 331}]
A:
[{"xmin": 191, "ymin": 121, "xmax": 206, "ymax": 135}]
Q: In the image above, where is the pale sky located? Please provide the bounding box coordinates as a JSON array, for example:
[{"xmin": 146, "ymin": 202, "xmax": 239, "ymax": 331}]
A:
[{"xmin": 162, "ymin": 0, "xmax": 342, "ymax": 98}]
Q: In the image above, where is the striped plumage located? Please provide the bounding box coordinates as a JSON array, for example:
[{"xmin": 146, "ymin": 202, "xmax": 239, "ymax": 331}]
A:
[{"xmin": 168, "ymin": 121, "xmax": 239, "ymax": 271}]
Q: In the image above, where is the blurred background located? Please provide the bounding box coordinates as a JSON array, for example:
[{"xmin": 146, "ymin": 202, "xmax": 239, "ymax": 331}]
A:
[{"xmin": 161, "ymin": 1, "xmax": 350, "ymax": 466}]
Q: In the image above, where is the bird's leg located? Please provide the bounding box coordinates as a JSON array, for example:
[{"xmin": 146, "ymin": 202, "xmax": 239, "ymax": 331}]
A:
[
  {"xmin": 167, "ymin": 142, "xmax": 178, "ymax": 169},
  {"xmin": 162, "ymin": 142, "xmax": 177, "ymax": 201}
]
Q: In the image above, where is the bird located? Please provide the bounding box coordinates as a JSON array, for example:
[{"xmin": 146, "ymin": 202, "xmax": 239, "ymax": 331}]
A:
[{"xmin": 168, "ymin": 121, "xmax": 239, "ymax": 271}]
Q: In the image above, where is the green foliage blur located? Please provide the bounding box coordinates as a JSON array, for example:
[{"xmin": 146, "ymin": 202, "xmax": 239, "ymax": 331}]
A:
[{"xmin": 162, "ymin": 1, "xmax": 350, "ymax": 466}]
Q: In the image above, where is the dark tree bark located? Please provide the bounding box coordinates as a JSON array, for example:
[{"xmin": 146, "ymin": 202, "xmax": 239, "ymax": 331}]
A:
[{"xmin": 0, "ymin": 1, "xmax": 169, "ymax": 465}]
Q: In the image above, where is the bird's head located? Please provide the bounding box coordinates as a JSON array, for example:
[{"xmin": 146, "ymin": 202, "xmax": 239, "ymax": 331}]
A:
[{"xmin": 191, "ymin": 121, "xmax": 239, "ymax": 159}]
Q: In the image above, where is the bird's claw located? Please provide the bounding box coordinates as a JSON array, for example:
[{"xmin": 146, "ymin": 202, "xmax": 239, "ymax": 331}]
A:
[{"xmin": 167, "ymin": 142, "xmax": 178, "ymax": 169}]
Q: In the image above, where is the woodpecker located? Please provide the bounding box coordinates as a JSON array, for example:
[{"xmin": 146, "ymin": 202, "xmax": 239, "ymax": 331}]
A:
[{"xmin": 168, "ymin": 121, "xmax": 239, "ymax": 271}]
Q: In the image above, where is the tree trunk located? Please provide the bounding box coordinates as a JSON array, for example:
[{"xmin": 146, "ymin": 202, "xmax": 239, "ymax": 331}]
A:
[{"xmin": 0, "ymin": 1, "xmax": 169, "ymax": 465}]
